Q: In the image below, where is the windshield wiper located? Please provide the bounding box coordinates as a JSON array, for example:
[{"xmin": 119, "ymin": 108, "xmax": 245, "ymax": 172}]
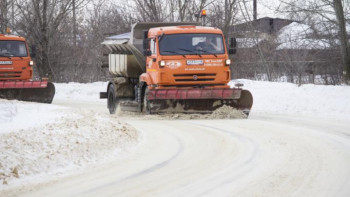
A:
[
  {"xmin": 193, "ymin": 49, "xmax": 206, "ymax": 58},
  {"xmin": 194, "ymin": 49, "xmax": 218, "ymax": 57},
  {"xmin": 162, "ymin": 50, "xmax": 185, "ymax": 58},
  {"xmin": 178, "ymin": 48, "xmax": 202, "ymax": 58},
  {"xmin": 177, "ymin": 48, "xmax": 193, "ymax": 53},
  {"xmin": 0, "ymin": 52, "xmax": 13, "ymax": 59}
]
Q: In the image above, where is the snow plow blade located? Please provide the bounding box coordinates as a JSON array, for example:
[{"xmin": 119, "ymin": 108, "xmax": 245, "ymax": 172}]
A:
[
  {"xmin": 0, "ymin": 81, "xmax": 55, "ymax": 104},
  {"xmin": 145, "ymin": 88, "xmax": 253, "ymax": 116}
]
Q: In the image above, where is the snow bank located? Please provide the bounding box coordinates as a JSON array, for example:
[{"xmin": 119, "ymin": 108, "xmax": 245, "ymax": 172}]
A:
[
  {"xmin": 54, "ymin": 82, "xmax": 108, "ymax": 102},
  {"xmin": 230, "ymin": 80, "xmax": 350, "ymax": 120},
  {"xmin": 0, "ymin": 100, "xmax": 65, "ymax": 133},
  {"xmin": 0, "ymin": 109, "xmax": 138, "ymax": 186},
  {"xmin": 0, "ymin": 81, "xmax": 138, "ymax": 187}
]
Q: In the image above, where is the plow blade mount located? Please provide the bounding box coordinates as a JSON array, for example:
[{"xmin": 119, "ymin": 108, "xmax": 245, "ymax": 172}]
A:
[
  {"xmin": 0, "ymin": 81, "xmax": 55, "ymax": 104},
  {"xmin": 146, "ymin": 88, "xmax": 253, "ymax": 115}
]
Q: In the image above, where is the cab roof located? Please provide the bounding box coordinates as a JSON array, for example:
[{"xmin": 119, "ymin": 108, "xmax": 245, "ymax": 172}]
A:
[
  {"xmin": 0, "ymin": 34, "xmax": 26, "ymax": 41},
  {"xmin": 148, "ymin": 26, "xmax": 223, "ymax": 38}
]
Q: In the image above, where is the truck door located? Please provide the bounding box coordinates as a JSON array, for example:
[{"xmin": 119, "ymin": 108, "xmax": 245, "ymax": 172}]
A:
[{"xmin": 146, "ymin": 38, "xmax": 157, "ymax": 69}]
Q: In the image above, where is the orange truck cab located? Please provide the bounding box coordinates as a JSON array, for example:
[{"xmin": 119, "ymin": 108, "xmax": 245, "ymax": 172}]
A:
[
  {"xmin": 0, "ymin": 34, "xmax": 34, "ymax": 81},
  {"xmin": 140, "ymin": 26, "xmax": 232, "ymax": 89}
]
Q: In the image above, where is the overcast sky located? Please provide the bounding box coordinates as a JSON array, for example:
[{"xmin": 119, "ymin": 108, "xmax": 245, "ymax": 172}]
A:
[
  {"xmin": 254, "ymin": 0, "xmax": 283, "ymax": 18},
  {"xmin": 259, "ymin": 0, "xmax": 281, "ymax": 17}
]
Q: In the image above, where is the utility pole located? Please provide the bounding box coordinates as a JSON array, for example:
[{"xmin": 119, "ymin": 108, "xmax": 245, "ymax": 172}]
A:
[
  {"xmin": 225, "ymin": 0, "xmax": 228, "ymax": 22},
  {"xmin": 11, "ymin": 0, "xmax": 14, "ymax": 28},
  {"xmin": 253, "ymin": 0, "xmax": 257, "ymax": 20},
  {"xmin": 224, "ymin": 0, "xmax": 228, "ymax": 44},
  {"xmin": 73, "ymin": 0, "xmax": 77, "ymax": 46}
]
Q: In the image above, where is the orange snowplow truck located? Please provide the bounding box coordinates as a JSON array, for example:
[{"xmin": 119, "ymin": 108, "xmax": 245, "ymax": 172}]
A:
[
  {"xmin": 100, "ymin": 22, "xmax": 253, "ymax": 116},
  {"xmin": 0, "ymin": 32, "xmax": 55, "ymax": 103}
]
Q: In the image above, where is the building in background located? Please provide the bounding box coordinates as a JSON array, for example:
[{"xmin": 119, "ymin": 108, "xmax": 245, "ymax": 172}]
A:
[{"xmin": 229, "ymin": 17, "xmax": 343, "ymax": 84}]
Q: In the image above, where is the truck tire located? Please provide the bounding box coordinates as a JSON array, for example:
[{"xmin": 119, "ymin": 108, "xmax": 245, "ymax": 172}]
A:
[{"xmin": 107, "ymin": 84, "xmax": 118, "ymax": 114}]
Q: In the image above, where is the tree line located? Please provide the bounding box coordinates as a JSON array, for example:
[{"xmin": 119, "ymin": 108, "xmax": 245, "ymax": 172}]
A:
[{"xmin": 0, "ymin": 0, "xmax": 349, "ymax": 84}]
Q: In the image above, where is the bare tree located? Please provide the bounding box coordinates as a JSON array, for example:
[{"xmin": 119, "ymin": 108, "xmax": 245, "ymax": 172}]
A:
[
  {"xmin": 189, "ymin": 0, "xmax": 208, "ymax": 22},
  {"xmin": 237, "ymin": 0, "xmax": 272, "ymax": 81},
  {"xmin": 278, "ymin": 0, "xmax": 350, "ymax": 83},
  {"xmin": 223, "ymin": 0, "xmax": 238, "ymax": 40},
  {"xmin": 0, "ymin": 0, "xmax": 9, "ymax": 33},
  {"xmin": 333, "ymin": 0, "xmax": 350, "ymax": 83},
  {"xmin": 15, "ymin": 0, "xmax": 86, "ymax": 80},
  {"xmin": 72, "ymin": 0, "xmax": 77, "ymax": 46},
  {"xmin": 133, "ymin": 0, "xmax": 166, "ymax": 22},
  {"xmin": 207, "ymin": 0, "xmax": 238, "ymax": 40},
  {"xmin": 177, "ymin": 0, "xmax": 190, "ymax": 22}
]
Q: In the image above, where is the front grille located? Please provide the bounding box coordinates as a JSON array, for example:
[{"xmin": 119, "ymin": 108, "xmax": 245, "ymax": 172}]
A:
[
  {"xmin": 173, "ymin": 74, "xmax": 216, "ymax": 77},
  {"xmin": 163, "ymin": 84, "xmax": 226, "ymax": 88},
  {"xmin": 175, "ymin": 78, "xmax": 214, "ymax": 82},
  {"xmin": 0, "ymin": 72, "xmax": 22, "ymax": 78},
  {"xmin": 173, "ymin": 73, "xmax": 216, "ymax": 82}
]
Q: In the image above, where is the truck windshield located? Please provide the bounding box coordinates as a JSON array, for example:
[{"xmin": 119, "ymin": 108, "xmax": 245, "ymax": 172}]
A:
[
  {"xmin": 0, "ymin": 41, "xmax": 28, "ymax": 57},
  {"xmin": 159, "ymin": 34, "xmax": 225, "ymax": 55}
]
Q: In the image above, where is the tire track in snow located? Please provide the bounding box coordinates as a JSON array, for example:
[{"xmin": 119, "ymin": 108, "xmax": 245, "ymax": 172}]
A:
[{"xmin": 78, "ymin": 132, "xmax": 184, "ymax": 196}]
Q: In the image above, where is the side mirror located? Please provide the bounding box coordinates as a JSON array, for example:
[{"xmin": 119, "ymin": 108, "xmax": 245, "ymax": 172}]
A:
[
  {"xmin": 143, "ymin": 39, "xmax": 149, "ymax": 51},
  {"xmin": 143, "ymin": 30, "xmax": 151, "ymax": 56},
  {"xmin": 229, "ymin": 49, "xmax": 236, "ymax": 54},
  {"xmin": 30, "ymin": 45, "xmax": 36, "ymax": 58},
  {"xmin": 228, "ymin": 37, "xmax": 237, "ymax": 55},
  {"xmin": 143, "ymin": 39, "xmax": 151, "ymax": 56},
  {"xmin": 144, "ymin": 50, "xmax": 152, "ymax": 56}
]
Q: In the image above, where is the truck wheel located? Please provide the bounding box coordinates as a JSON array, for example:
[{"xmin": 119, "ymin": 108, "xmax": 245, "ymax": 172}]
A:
[
  {"xmin": 143, "ymin": 87, "xmax": 150, "ymax": 114},
  {"xmin": 107, "ymin": 84, "xmax": 118, "ymax": 114}
]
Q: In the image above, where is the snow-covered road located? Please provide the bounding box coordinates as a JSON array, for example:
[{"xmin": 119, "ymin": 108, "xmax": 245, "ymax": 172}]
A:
[
  {"xmin": 5, "ymin": 114, "xmax": 350, "ymax": 197},
  {"xmin": 1, "ymin": 80, "xmax": 350, "ymax": 196}
]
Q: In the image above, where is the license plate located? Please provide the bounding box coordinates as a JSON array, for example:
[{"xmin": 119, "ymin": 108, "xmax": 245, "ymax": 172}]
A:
[
  {"xmin": 0, "ymin": 61, "xmax": 12, "ymax": 65},
  {"xmin": 187, "ymin": 60, "xmax": 203, "ymax": 65}
]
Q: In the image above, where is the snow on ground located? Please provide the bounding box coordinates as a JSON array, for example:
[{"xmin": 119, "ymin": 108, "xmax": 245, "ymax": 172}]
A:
[
  {"xmin": 230, "ymin": 79, "xmax": 350, "ymax": 120},
  {"xmin": 0, "ymin": 81, "xmax": 138, "ymax": 187},
  {"xmin": 1, "ymin": 80, "xmax": 349, "ymax": 188},
  {"xmin": 0, "ymin": 109, "xmax": 138, "ymax": 186},
  {"xmin": 54, "ymin": 82, "xmax": 108, "ymax": 102}
]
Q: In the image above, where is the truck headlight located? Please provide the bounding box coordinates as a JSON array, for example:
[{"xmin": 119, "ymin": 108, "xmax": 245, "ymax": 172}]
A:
[
  {"xmin": 159, "ymin": 61, "xmax": 165, "ymax": 67},
  {"xmin": 29, "ymin": 60, "xmax": 34, "ymax": 66},
  {"xmin": 226, "ymin": 59, "xmax": 231, "ymax": 66}
]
